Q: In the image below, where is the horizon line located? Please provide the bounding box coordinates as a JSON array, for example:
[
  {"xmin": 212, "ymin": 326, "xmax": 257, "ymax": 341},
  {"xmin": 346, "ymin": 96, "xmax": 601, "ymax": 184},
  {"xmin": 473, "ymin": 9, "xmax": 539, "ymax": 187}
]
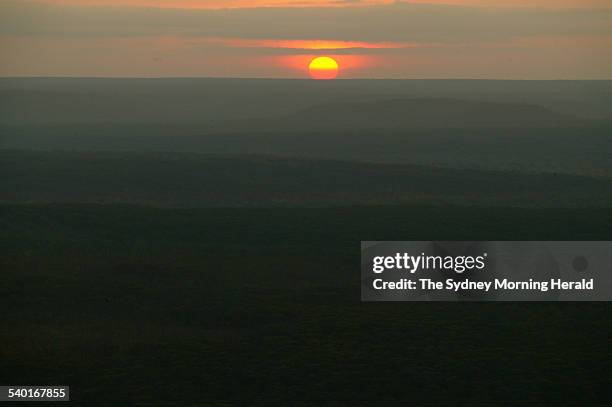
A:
[{"xmin": 2, "ymin": 76, "xmax": 612, "ymax": 82}]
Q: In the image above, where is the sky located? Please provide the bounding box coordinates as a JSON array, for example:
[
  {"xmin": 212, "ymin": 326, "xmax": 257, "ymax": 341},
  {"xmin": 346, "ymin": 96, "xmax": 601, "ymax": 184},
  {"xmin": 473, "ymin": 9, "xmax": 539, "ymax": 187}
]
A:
[{"xmin": 1, "ymin": 0, "xmax": 611, "ymax": 79}]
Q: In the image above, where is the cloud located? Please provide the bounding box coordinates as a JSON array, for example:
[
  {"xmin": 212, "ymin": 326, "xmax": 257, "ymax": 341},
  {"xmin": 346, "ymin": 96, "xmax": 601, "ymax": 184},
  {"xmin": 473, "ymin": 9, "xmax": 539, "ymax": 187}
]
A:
[
  {"xmin": 30, "ymin": 0, "xmax": 389, "ymax": 9},
  {"xmin": 3, "ymin": 33, "xmax": 610, "ymax": 79},
  {"xmin": 204, "ymin": 38, "xmax": 418, "ymax": 50},
  {"xmin": 2, "ymin": 0, "xmax": 611, "ymax": 43},
  {"xmin": 25, "ymin": 1, "xmax": 612, "ymax": 9}
]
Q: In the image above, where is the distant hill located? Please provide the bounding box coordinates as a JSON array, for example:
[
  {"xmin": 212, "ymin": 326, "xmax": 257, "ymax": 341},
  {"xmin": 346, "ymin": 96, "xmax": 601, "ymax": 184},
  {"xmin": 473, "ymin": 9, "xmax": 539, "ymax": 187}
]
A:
[
  {"xmin": 2, "ymin": 79, "xmax": 611, "ymax": 178},
  {"xmin": 2, "ymin": 78, "xmax": 612, "ymax": 124},
  {"xmin": 223, "ymin": 98, "xmax": 587, "ymax": 133}
]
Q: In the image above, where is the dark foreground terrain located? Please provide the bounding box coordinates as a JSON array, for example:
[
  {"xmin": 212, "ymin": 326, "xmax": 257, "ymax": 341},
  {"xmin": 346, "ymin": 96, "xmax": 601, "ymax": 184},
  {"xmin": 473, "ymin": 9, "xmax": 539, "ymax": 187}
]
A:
[
  {"xmin": 1, "ymin": 79, "xmax": 611, "ymax": 405},
  {"xmin": 1, "ymin": 204, "xmax": 611, "ymax": 405}
]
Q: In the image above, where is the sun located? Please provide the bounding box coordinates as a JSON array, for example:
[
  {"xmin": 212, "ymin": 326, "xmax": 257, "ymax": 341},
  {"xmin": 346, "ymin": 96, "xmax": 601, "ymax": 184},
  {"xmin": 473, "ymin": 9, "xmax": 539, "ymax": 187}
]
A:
[{"xmin": 309, "ymin": 56, "xmax": 339, "ymax": 80}]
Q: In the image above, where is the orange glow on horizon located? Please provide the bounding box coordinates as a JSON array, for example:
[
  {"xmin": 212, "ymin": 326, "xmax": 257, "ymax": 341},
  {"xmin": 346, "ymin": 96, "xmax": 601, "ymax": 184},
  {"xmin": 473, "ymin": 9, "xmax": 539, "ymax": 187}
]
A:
[
  {"xmin": 208, "ymin": 38, "xmax": 412, "ymax": 50},
  {"xmin": 34, "ymin": 0, "xmax": 394, "ymax": 9},
  {"xmin": 33, "ymin": 0, "xmax": 612, "ymax": 9}
]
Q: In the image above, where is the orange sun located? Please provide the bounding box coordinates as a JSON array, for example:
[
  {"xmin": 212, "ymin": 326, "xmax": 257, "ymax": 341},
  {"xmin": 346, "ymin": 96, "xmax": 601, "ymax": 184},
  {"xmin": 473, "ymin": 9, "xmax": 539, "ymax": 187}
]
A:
[{"xmin": 308, "ymin": 56, "xmax": 339, "ymax": 80}]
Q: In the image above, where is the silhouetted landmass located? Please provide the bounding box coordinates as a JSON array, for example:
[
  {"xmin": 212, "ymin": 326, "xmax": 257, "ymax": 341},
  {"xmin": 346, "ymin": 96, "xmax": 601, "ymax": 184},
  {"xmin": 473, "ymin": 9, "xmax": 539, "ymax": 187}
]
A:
[
  {"xmin": 4, "ymin": 124, "xmax": 612, "ymax": 176},
  {"xmin": 1, "ymin": 78, "xmax": 611, "ymax": 406},
  {"xmin": 2, "ymin": 78, "xmax": 612, "ymax": 124},
  {"xmin": 228, "ymin": 98, "xmax": 588, "ymax": 132},
  {"xmin": 2, "ymin": 79, "xmax": 612, "ymax": 176},
  {"xmin": 3, "ymin": 150, "xmax": 612, "ymax": 207}
]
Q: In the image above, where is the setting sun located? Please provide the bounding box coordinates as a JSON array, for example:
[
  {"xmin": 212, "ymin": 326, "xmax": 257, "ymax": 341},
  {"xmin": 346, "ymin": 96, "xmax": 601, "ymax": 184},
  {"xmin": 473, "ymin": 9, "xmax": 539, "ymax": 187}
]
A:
[{"xmin": 309, "ymin": 56, "xmax": 339, "ymax": 80}]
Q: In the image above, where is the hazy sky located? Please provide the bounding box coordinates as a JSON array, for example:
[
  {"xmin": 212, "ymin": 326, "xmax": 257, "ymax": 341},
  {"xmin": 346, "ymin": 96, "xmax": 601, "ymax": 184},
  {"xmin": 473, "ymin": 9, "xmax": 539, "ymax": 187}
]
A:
[{"xmin": 1, "ymin": 0, "xmax": 611, "ymax": 78}]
